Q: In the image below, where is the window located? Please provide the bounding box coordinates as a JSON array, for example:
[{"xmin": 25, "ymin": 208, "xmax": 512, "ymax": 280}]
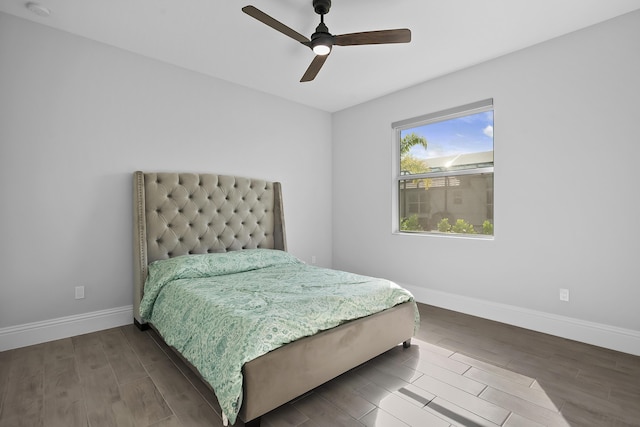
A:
[{"xmin": 393, "ymin": 99, "xmax": 494, "ymax": 237}]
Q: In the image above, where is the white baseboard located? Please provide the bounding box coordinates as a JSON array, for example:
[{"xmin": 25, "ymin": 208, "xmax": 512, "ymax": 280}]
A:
[
  {"xmin": 402, "ymin": 284, "xmax": 640, "ymax": 357},
  {"xmin": 3, "ymin": 292, "xmax": 639, "ymax": 357},
  {"xmin": 0, "ymin": 306, "xmax": 133, "ymax": 352}
]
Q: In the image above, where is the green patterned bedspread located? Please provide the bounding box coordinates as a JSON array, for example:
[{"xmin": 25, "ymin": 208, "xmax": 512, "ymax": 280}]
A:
[{"xmin": 140, "ymin": 249, "xmax": 417, "ymax": 425}]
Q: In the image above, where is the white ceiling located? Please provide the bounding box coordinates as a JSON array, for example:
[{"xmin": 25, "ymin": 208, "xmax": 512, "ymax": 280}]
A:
[{"xmin": 2, "ymin": 0, "xmax": 639, "ymax": 112}]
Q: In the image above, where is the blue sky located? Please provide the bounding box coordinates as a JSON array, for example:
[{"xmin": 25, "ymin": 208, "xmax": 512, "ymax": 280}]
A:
[{"xmin": 401, "ymin": 111, "xmax": 493, "ymax": 159}]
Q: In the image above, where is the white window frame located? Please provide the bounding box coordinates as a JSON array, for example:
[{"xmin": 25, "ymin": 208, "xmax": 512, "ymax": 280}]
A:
[{"xmin": 391, "ymin": 99, "xmax": 494, "ymax": 238}]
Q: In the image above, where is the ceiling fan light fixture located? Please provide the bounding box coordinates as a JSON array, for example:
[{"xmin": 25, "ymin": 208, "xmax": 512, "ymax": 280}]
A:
[
  {"xmin": 310, "ymin": 28, "xmax": 333, "ymax": 56},
  {"xmin": 312, "ymin": 42, "xmax": 331, "ymax": 56}
]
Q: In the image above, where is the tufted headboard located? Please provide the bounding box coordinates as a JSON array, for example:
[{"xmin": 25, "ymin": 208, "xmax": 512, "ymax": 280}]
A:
[{"xmin": 132, "ymin": 171, "xmax": 287, "ymax": 325}]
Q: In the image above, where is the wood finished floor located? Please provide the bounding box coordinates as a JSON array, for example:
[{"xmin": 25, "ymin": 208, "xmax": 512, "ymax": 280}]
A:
[{"xmin": 1, "ymin": 303, "xmax": 638, "ymax": 427}]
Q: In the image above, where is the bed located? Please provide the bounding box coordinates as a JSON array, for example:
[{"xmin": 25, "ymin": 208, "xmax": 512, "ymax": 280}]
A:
[{"xmin": 133, "ymin": 171, "xmax": 418, "ymax": 426}]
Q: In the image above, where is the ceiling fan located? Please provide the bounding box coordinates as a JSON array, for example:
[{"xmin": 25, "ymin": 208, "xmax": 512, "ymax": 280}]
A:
[{"xmin": 242, "ymin": 0, "xmax": 411, "ymax": 82}]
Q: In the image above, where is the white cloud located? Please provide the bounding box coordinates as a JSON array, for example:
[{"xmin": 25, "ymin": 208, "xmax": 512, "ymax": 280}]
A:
[{"xmin": 483, "ymin": 125, "xmax": 493, "ymax": 138}]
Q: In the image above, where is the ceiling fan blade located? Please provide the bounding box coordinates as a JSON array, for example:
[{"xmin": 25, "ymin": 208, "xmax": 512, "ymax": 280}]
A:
[
  {"xmin": 300, "ymin": 54, "xmax": 329, "ymax": 82},
  {"xmin": 334, "ymin": 29, "xmax": 411, "ymax": 46},
  {"xmin": 242, "ymin": 5, "xmax": 310, "ymax": 44}
]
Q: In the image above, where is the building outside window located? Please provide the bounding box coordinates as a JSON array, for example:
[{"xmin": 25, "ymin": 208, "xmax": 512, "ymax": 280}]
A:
[{"xmin": 393, "ymin": 99, "xmax": 494, "ymax": 237}]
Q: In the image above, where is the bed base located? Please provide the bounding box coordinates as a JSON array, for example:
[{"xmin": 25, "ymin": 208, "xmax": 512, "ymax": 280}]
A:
[
  {"xmin": 238, "ymin": 301, "xmax": 415, "ymax": 424},
  {"xmin": 140, "ymin": 302, "xmax": 414, "ymax": 426},
  {"xmin": 133, "ymin": 318, "xmax": 149, "ymax": 331}
]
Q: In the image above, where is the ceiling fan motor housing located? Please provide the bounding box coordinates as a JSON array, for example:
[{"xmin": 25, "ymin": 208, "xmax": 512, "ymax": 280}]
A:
[
  {"xmin": 313, "ymin": 0, "xmax": 331, "ymax": 15},
  {"xmin": 311, "ymin": 22, "xmax": 334, "ymax": 53}
]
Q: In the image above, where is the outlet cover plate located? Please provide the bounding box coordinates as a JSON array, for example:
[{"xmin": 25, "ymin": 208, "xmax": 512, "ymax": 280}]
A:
[{"xmin": 559, "ymin": 288, "xmax": 569, "ymax": 302}]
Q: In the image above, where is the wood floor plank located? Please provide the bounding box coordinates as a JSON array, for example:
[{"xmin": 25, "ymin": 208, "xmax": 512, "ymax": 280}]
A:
[
  {"xmin": 359, "ymin": 408, "xmax": 410, "ymax": 427},
  {"xmin": 413, "ymin": 374, "xmax": 510, "ymax": 425},
  {"xmin": 121, "ymin": 324, "xmax": 168, "ymax": 366},
  {"xmin": 147, "ymin": 358, "xmax": 224, "ymax": 424},
  {"xmin": 405, "ymin": 346, "xmax": 471, "ymax": 375},
  {"xmin": 357, "ymin": 381, "xmax": 398, "ymax": 407},
  {"xmin": 576, "ymin": 363, "xmax": 640, "ymax": 396},
  {"xmin": 563, "ymin": 391, "xmax": 639, "ymax": 426},
  {"xmin": 608, "ymin": 386, "xmax": 640, "ymax": 421},
  {"xmin": 110, "ymin": 400, "xmax": 137, "ymax": 427},
  {"xmin": 506, "ymin": 354, "xmax": 580, "ymax": 384},
  {"xmin": 0, "ymin": 373, "xmax": 43, "ymax": 427},
  {"xmin": 43, "ymin": 338, "xmax": 75, "ymax": 362},
  {"xmin": 549, "ymin": 342, "xmax": 621, "ymax": 372},
  {"xmin": 148, "ymin": 415, "xmax": 184, "ymax": 427},
  {"xmin": 355, "ymin": 363, "xmax": 411, "ymax": 394},
  {"xmin": 0, "ymin": 350, "xmax": 12, "ymax": 416},
  {"xmin": 9, "ymin": 342, "xmax": 46, "ymax": 376},
  {"xmin": 100, "ymin": 329, "xmax": 148, "ymax": 385},
  {"xmin": 464, "ymin": 367, "xmax": 562, "ymax": 411},
  {"xmin": 332, "ymin": 368, "xmax": 373, "ymax": 392},
  {"xmin": 366, "ymin": 355, "xmax": 422, "ymax": 384},
  {"xmin": 547, "ymin": 376, "xmax": 640, "ymax": 425},
  {"xmin": 261, "ymin": 403, "xmax": 309, "ymax": 427},
  {"xmin": 409, "ymin": 358, "xmax": 486, "ymax": 396},
  {"xmin": 426, "ymin": 396, "xmax": 501, "ymax": 427},
  {"xmin": 43, "ymin": 398, "xmax": 86, "ymax": 427},
  {"xmin": 502, "ymin": 412, "xmax": 546, "ymax": 427},
  {"xmin": 479, "ymin": 387, "xmax": 569, "ymax": 427},
  {"xmin": 560, "ymin": 400, "xmax": 637, "ymax": 427},
  {"xmin": 293, "ymin": 393, "xmax": 364, "ymax": 427},
  {"xmin": 436, "ymin": 337, "xmax": 513, "ymax": 368},
  {"xmin": 450, "ymin": 352, "xmax": 535, "ymax": 387},
  {"xmin": 615, "ymin": 352, "xmax": 640, "ymax": 376},
  {"xmin": 74, "ymin": 340, "xmax": 109, "ymax": 377},
  {"xmin": 44, "ymin": 356, "xmax": 83, "ymax": 401},
  {"xmin": 146, "ymin": 357, "xmax": 209, "ymax": 400},
  {"xmin": 317, "ymin": 380, "xmax": 376, "ymax": 420},
  {"xmin": 0, "ymin": 394, "xmax": 43, "ymax": 427},
  {"xmin": 531, "ymin": 375, "xmax": 616, "ymax": 409},
  {"xmin": 165, "ymin": 355, "xmax": 222, "ymax": 413},
  {"xmin": 72, "ymin": 330, "xmax": 105, "ymax": 348},
  {"xmin": 409, "ymin": 339, "xmax": 456, "ymax": 358},
  {"xmin": 43, "ymin": 354, "xmax": 86, "ymax": 427},
  {"xmin": 107, "ymin": 348, "xmax": 150, "ymax": 386},
  {"xmin": 375, "ymin": 344, "xmax": 419, "ymax": 366},
  {"xmin": 83, "ymin": 365, "xmax": 134, "ymax": 427},
  {"xmin": 82, "ymin": 364, "xmax": 119, "ymax": 401},
  {"xmin": 394, "ymin": 384, "xmax": 435, "ymax": 407},
  {"xmin": 367, "ymin": 393, "xmax": 449, "ymax": 427},
  {"xmin": 0, "ymin": 344, "xmax": 45, "ymax": 427},
  {"xmin": 120, "ymin": 376, "xmax": 173, "ymax": 426},
  {"xmin": 174, "ymin": 401, "xmax": 223, "ymax": 427}
]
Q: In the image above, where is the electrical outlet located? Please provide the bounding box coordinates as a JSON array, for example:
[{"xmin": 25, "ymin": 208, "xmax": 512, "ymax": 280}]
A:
[
  {"xmin": 75, "ymin": 286, "xmax": 85, "ymax": 299},
  {"xmin": 311, "ymin": 255, "xmax": 317, "ymax": 265},
  {"xmin": 559, "ymin": 288, "xmax": 569, "ymax": 302}
]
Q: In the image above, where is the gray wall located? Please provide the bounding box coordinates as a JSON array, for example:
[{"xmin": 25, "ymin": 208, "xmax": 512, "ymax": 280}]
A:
[
  {"xmin": 332, "ymin": 11, "xmax": 640, "ymax": 335},
  {"xmin": 0, "ymin": 13, "xmax": 332, "ymax": 328}
]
